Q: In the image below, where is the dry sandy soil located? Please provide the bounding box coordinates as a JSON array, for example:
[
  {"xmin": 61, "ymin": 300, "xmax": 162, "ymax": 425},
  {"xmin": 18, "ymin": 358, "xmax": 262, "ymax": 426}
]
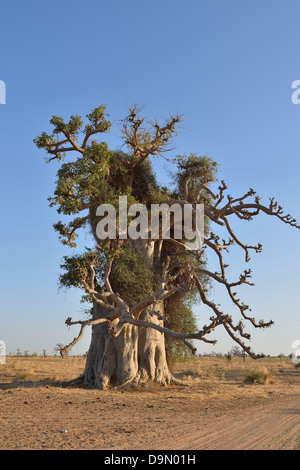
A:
[{"xmin": 1, "ymin": 355, "xmax": 300, "ymax": 450}]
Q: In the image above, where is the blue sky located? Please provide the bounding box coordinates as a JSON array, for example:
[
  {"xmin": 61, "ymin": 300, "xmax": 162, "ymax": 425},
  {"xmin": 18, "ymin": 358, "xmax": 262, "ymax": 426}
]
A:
[{"xmin": 0, "ymin": 0, "xmax": 299, "ymax": 356}]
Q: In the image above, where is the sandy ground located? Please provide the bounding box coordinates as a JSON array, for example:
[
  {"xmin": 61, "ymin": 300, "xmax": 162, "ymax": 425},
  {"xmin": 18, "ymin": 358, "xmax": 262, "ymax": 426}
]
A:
[{"xmin": 1, "ymin": 356, "xmax": 300, "ymax": 450}]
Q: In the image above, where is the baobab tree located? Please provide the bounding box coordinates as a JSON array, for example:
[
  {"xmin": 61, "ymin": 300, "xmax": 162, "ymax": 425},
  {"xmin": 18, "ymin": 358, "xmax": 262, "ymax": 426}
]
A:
[{"xmin": 35, "ymin": 104, "xmax": 299, "ymax": 389}]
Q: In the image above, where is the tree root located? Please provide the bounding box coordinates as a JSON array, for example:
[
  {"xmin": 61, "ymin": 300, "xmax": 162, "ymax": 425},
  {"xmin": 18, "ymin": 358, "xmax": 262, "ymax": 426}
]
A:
[{"xmin": 66, "ymin": 371, "xmax": 188, "ymax": 390}]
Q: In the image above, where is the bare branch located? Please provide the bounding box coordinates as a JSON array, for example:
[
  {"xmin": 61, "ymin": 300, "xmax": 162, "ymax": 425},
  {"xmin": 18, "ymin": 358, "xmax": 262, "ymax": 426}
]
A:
[
  {"xmin": 61, "ymin": 317, "xmax": 109, "ymax": 356},
  {"xmin": 121, "ymin": 105, "xmax": 182, "ymax": 174},
  {"xmin": 221, "ymin": 216, "xmax": 262, "ymax": 262},
  {"xmin": 123, "ymin": 316, "xmax": 215, "ymax": 354},
  {"xmin": 104, "ymin": 258, "xmax": 128, "ymax": 309},
  {"xmin": 193, "ymin": 274, "xmax": 266, "ymax": 359}
]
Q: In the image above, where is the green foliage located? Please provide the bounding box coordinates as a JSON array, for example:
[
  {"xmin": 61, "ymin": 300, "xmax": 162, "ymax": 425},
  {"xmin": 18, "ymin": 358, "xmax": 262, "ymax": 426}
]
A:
[
  {"xmin": 109, "ymin": 245, "xmax": 158, "ymax": 304},
  {"xmin": 131, "ymin": 159, "xmax": 169, "ymax": 206},
  {"xmin": 165, "ymin": 292, "xmax": 198, "ymax": 362},
  {"xmin": 171, "ymin": 153, "xmax": 219, "ymax": 200},
  {"xmin": 84, "ymin": 105, "xmax": 111, "ymax": 135},
  {"xmin": 58, "ymin": 250, "xmax": 106, "ymax": 302},
  {"xmin": 50, "ymin": 114, "xmax": 83, "ymax": 136},
  {"xmin": 33, "ymin": 105, "xmax": 111, "ymax": 162},
  {"xmin": 50, "ymin": 149, "xmax": 111, "ymax": 212}
]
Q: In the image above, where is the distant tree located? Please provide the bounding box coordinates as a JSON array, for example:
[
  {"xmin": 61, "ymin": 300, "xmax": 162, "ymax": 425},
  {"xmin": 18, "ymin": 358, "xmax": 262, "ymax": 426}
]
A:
[
  {"xmin": 54, "ymin": 343, "xmax": 67, "ymax": 356},
  {"xmin": 35, "ymin": 104, "xmax": 299, "ymax": 389},
  {"xmin": 229, "ymin": 346, "xmax": 244, "ymax": 357}
]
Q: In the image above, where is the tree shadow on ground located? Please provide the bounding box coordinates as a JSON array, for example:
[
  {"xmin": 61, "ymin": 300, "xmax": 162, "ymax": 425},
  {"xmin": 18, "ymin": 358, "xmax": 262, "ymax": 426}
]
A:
[{"xmin": 0, "ymin": 374, "xmax": 188, "ymax": 392}]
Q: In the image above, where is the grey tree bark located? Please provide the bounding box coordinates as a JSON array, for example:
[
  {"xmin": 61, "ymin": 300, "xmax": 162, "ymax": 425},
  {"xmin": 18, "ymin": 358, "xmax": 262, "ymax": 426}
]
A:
[{"xmin": 79, "ymin": 302, "xmax": 180, "ymax": 389}]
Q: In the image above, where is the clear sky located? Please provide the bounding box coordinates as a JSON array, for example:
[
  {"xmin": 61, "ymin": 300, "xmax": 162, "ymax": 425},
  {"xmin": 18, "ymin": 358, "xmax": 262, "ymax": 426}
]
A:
[{"xmin": 0, "ymin": 0, "xmax": 299, "ymax": 357}]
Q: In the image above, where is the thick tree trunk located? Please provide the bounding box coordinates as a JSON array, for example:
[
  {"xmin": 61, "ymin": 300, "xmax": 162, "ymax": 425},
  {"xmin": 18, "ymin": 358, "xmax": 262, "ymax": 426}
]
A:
[{"xmin": 78, "ymin": 302, "xmax": 180, "ymax": 389}]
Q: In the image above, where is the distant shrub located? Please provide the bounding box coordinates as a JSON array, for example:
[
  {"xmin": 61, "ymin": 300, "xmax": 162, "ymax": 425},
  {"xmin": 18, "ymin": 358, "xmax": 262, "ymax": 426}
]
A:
[
  {"xmin": 244, "ymin": 368, "xmax": 276, "ymax": 385},
  {"xmin": 16, "ymin": 371, "xmax": 30, "ymax": 380}
]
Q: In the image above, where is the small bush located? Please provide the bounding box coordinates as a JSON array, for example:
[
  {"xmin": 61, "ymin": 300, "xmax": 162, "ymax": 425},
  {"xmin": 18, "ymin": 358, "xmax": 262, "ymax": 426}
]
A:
[
  {"xmin": 16, "ymin": 371, "xmax": 30, "ymax": 380},
  {"xmin": 244, "ymin": 368, "xmax": 276, "ymax": 385}
]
